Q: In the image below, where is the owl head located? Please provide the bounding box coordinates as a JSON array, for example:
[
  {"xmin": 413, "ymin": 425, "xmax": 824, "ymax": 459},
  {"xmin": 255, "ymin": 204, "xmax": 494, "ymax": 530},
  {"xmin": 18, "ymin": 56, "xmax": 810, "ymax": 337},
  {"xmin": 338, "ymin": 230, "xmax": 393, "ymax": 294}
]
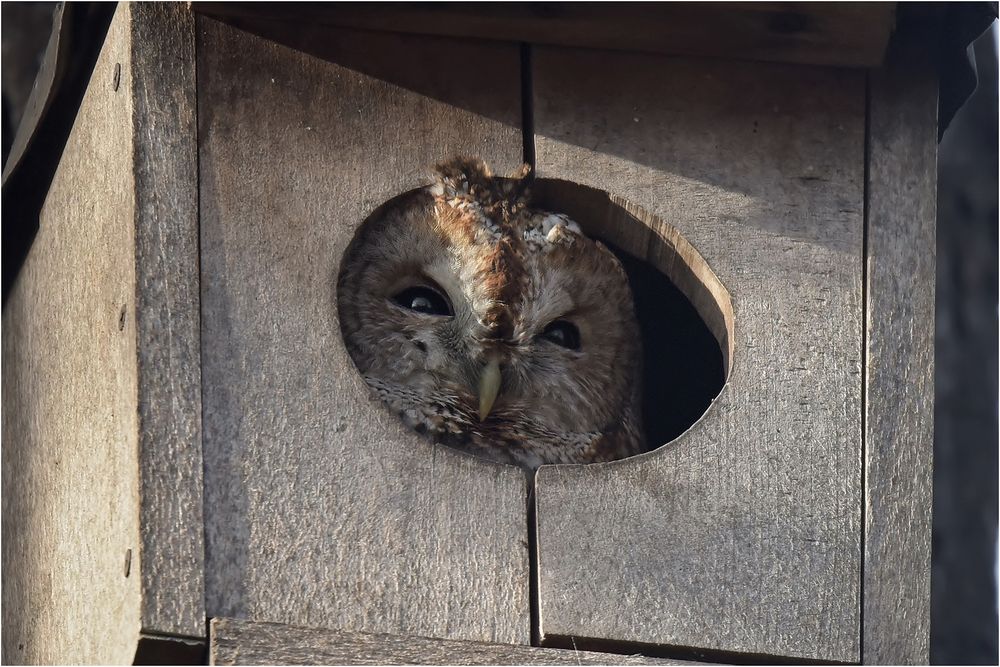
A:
[{"xmin": 338, "ymin": 157, "xmax": 644, "ymax": 469}]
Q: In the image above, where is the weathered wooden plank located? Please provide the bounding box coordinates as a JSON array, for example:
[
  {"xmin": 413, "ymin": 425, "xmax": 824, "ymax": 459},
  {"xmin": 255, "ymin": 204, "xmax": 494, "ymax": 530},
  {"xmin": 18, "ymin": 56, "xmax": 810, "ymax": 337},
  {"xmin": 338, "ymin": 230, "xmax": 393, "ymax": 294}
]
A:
[
  {"xmin": 193, "ymin": 2, "xmax": 896, "ymax": 69},
  {"xmin": 1, "ymin": 4, "xmax": 206, "ymax": 659},
  {"xmin": 862, "ymin": 33, "xmax": 937, "ymax": 666},
  {"xmin": 0, "ymin": 7, "xmax": 142, "ymax": 663},
  {"xmin": 532, "ymin": 47, "xmax": 866, "ymax": 662},
  {"xmin": 209, "ymin": 618, "xmax": 689, "ymax": 665},
  {"xmin": 130, "ymin": 2, "xmax": 205, "ymax": 639},
  {"xmin": 197, "ymin": 18, "xmax": 529, "ymax": 643}
]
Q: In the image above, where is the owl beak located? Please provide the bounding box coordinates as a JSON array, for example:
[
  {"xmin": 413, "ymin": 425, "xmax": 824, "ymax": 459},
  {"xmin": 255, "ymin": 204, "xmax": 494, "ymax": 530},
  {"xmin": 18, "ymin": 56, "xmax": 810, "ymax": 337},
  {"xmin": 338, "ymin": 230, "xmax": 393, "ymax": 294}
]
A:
[{"xmin": 478, "ymin": 357, "xmax": 502, "ymax": 421}]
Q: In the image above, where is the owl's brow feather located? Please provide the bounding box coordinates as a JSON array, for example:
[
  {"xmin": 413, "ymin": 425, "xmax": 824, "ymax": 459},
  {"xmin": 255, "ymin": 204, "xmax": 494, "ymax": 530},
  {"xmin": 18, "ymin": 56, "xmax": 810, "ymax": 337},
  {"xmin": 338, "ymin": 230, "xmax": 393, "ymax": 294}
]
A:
[
  {"xmin": 429, "ymin": 184, "xmax": 532, "ymax": 341},
  {"xmin": 428, "ymin": 159, "xmax": 595, "ymax": 346}
]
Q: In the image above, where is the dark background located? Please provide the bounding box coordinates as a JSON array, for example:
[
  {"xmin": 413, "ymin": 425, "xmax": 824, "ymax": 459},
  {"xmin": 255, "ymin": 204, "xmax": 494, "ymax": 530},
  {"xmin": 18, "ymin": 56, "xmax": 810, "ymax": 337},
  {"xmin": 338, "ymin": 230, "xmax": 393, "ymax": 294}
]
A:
[
  {"xmin": 931, "ymin": 22, "xmax": 998, "ymax": 665},
  {"xmin": 2, "ymin": 3, "xmax": 997, "ymax": 664}
]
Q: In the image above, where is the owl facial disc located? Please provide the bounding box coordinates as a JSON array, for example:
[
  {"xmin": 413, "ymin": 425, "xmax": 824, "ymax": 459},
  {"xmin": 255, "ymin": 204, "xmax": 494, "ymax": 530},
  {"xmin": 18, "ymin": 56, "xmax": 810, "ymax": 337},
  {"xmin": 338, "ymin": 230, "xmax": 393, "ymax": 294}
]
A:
[{"xmin": 338, "ymin": 156, "xmax": 646, "ymax": 469}]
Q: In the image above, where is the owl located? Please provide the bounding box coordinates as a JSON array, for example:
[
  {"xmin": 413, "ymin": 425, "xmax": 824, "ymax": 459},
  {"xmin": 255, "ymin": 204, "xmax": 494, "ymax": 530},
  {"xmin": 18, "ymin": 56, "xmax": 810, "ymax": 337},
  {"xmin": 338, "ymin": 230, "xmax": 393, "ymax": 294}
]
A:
[{"xmin": 337, "ymin": 157, "xmax": 644, "ymax": 470}]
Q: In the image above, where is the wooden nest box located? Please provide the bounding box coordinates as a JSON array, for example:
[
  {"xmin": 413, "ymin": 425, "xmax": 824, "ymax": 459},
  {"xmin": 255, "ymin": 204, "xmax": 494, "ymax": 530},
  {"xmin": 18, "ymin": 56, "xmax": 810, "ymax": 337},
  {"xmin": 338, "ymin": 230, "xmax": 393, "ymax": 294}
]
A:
[{"xmin": 3, "ymin": 3, "xmax": 954, "ymax": 664}]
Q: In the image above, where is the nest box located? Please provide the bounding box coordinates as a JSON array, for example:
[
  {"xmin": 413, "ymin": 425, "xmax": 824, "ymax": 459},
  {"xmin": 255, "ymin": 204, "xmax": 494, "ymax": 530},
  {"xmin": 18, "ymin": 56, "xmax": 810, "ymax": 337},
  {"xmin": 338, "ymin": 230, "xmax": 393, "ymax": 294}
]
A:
[{"xmin": 2, "ymin": 3, "xmax": 957, "ymax": 664}]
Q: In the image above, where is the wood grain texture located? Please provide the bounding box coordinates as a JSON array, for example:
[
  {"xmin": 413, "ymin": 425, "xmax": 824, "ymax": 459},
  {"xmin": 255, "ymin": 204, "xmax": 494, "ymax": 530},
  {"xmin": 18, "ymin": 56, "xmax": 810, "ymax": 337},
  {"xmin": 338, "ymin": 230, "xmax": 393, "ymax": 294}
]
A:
[
  {"xmin": 862, "ymin": 35, "xmax": 937, "ymax": 665},
  {"xmin": 0, "ymin": 6, "xmax": 142, "ymax": 663},
  {"xmin": 209, "ymin": 618, "xmax": 688, "ymax": 665},
  {"xmin": 130, "ymin": 2, "xmax": 206, "ymax": 639},
  {"xmin": 193, "ymin": 2, "xmax": 895, "ymax": 69},
  {"xmin": 531, "ymin": 47, "xmax": 866, "ymax": 662},
  {"xmin": 197, "ymin": 18, "xmax": 529, "ymax": 643}
]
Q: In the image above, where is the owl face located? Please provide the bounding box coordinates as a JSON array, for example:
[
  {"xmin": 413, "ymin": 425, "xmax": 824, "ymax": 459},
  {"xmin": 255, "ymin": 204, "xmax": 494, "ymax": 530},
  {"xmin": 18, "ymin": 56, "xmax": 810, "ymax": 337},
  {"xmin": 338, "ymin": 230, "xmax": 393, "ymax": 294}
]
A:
[{"xmin": 338, "ymin": 158, "xmax": 643, "ymax": 469}]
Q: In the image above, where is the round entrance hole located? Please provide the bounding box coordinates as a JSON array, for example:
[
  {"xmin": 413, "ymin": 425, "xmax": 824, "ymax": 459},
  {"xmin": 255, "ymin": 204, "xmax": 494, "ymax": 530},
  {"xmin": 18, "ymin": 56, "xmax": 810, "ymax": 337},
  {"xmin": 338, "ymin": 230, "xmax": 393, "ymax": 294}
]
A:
[{"xmin": 337, "ymin": 164, "xmax": 732, "ymax": 469}]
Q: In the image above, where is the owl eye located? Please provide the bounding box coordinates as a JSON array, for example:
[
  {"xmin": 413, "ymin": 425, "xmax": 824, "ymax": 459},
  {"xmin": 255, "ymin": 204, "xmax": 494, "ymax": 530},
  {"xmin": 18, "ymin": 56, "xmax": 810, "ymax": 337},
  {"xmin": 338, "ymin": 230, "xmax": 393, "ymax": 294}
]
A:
[
  {"xmin": 540, "ymin": 320, "xmax": 581, "ymax": 350},
  {"xmin": 391, "ymin": 286, "xmax": 453, "ymax": 317}
]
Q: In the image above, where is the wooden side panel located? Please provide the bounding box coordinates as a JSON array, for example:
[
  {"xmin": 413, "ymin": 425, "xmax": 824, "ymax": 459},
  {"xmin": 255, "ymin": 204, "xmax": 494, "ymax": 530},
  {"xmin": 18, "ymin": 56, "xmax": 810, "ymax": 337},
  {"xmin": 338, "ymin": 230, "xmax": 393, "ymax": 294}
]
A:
[
  {"xmin": 862, "ymin": 37, "xmax": 937, "ymax": 665},
  {"xmin": 130, "ymin": 2, "xmax": 206, "ymax": 638},
  {"xmin": 0, "ymin": 7, "xmax": 142, "ymax": 664},
  {"xmin": 532, "ymin": 48, "xmax": 866, "ymax": 661},
  {"xmin": 209, "ymin": 618, "xmax": 687, "ymax": 666},
  {"xmin": 197, "ymin": 19, "xmax": 529, "ymax": 643}
]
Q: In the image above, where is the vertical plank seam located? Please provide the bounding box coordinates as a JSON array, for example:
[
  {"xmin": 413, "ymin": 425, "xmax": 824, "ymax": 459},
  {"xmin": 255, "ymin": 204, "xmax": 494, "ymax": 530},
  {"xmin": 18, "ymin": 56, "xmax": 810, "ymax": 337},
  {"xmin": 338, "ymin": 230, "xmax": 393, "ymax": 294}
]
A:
[
  {"xmin": 192, "ymin": 9, "xmax": 210, "ymax": 642},
  {"xmin": 859, "ymin": 70, "xmax": 872, "ymax": 666},
  {"xmin": 527, "ymin": 475, "xmax": 540, "ymax": 647},
  {"xmin": 522, "ymin": 41, "xmax": 541, "ymax": 648}
]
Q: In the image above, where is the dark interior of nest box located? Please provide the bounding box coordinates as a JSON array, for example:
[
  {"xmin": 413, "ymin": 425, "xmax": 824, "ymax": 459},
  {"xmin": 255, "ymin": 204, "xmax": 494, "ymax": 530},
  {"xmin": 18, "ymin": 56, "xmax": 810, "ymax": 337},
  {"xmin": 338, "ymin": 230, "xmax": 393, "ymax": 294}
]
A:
[{"xmin": 532, "ymin": 179, "xmax": 731, "ymax": 453}]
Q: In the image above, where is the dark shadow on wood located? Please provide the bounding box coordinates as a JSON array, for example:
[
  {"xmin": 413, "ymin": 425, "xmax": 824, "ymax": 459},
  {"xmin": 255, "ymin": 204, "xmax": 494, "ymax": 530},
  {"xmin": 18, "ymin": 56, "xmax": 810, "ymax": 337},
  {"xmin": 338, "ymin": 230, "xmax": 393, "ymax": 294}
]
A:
[
  {"xmin": 192, "ymin": 15, "xmax": 521, "ymax": 130},
  {"xmin": 193, "ymin": 3, "xmax": 896, "ymax": 69},
  {"xmin": 542, "ymin": 633, "xmax": 853, "ymax": 666}
]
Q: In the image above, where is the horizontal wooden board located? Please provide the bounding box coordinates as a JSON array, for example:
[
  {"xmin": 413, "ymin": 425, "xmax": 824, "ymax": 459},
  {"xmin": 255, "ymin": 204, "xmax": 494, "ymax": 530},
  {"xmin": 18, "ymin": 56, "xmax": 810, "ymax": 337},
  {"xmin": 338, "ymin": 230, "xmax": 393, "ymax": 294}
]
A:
[
  {"xmin": 209, "ymin": 618, "xmax": 690, "ymax": 665},
  {"xmin": 197, "ymin": 18, "xmax": 530, "ymax": 644},
  {"xmin": 193, "ymin": 2, "xmax": 896, "ymax": 68},
  {"xmin": 531, "ymin": 46, "xmax": 866, "ymax": 662}
]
